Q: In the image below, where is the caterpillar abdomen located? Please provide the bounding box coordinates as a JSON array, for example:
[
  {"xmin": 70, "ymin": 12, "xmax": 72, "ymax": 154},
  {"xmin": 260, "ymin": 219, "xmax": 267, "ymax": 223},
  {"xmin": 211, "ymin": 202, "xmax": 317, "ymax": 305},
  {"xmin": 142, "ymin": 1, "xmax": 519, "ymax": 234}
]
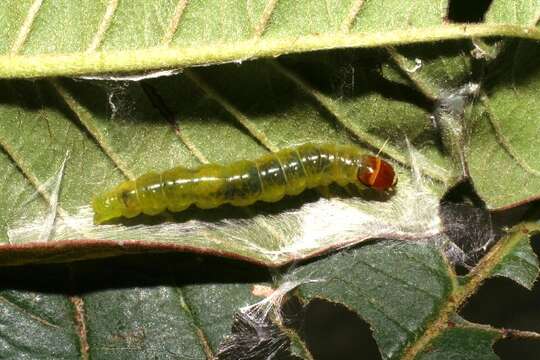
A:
[{"xmin": 92, "ymin": 143, "xmax": 396, "ymax": 224}]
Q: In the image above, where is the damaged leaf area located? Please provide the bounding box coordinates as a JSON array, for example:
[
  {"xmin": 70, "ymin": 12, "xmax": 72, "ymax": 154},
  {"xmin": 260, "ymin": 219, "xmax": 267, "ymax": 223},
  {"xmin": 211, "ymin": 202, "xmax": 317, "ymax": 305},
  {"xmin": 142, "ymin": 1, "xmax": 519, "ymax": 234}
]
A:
[
  {"xmin": 2, "ymin": 224, "xmax": 538, "ymax": 359},
  {"xmin": 1, "ymin": 1, "xmax": 540, "ymax": 360}
]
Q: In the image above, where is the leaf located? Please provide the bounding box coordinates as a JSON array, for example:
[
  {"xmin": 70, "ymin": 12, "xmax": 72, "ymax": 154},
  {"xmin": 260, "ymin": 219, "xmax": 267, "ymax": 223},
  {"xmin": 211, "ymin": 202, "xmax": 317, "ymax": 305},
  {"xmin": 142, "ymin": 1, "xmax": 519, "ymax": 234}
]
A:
[
  {"xmin": 469, "ymin": 39, "xmax": 540, "ymax": 209},
  {"xmin": 0, "ymin": 0, "xmax": 539, "ymax": 78},
  {"xmin": 283, "ymin": 223, "xmax": 540, "ymax": 359},
  {"xmin": 2, "ymin": 225, "xmax": 538, "ymax": 359},
  {"xmin": 415, "ymin": 326, "xmax": 500, "ymax": 360},
  {"xmin": 0, "ymin": 70, "xmax": 446, "ymax": 266},
  {"xmin": 1, "ymin": 37, "xmax": 540, "ymax": 266},
  {"xmin": 1, "ymin": 2, "xmax": 540, "ymax": 359},
  {"xmin": 0, "ymin": 254, "xmax": 272, "ymax": 359},
  {"xmin": 490, "ymin": 227, "xmax": 539, "ymax": 289},
  {"xmin": 293, "ymin": 241, "xmax": 455, "ymax": 359},
  {"xmin": 0, "ymin": 289, "xmax": 80, "ymax": 357}
]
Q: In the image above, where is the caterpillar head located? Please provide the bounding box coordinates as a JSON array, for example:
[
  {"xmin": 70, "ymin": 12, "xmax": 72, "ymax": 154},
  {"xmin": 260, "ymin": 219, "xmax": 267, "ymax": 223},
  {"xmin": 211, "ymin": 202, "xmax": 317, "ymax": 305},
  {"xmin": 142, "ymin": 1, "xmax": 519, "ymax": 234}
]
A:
[{"xmin": 357, "ymin": 155, "xmax": 397, "ymax": 191}]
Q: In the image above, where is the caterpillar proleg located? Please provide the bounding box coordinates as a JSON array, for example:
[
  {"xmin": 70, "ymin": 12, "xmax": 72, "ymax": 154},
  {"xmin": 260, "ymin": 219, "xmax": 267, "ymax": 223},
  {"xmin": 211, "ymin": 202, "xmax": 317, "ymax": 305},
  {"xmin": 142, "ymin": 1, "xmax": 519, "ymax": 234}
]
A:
[{"xmin": 92, "ymin": 143, "xmax": 397, "ymax": 224}]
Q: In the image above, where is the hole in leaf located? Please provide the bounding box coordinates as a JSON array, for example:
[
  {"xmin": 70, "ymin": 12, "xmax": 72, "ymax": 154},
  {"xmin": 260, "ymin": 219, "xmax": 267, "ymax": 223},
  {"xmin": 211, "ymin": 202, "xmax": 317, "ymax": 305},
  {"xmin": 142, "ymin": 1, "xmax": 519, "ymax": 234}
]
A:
[
  {"xmin": 460, "ymin": 277, "xmax": 540, "ymax": 331},
  {"xmin": 460, "ymin": 236, "xmax": 540, "ymax": 333},
  {"xmin": 440, "ymin": 181, "xmax": 496, "ymax": 267},
  {"xmin": 298, "ymin": 299, "xmax": 381, "ymax": 360},
  {"xmin": 447, "ymin": 0, "xmax": 493, "ymax": 23},
  {"xmin": 494, "ymin": 338, "xmax": 540, "ymax": 360}
]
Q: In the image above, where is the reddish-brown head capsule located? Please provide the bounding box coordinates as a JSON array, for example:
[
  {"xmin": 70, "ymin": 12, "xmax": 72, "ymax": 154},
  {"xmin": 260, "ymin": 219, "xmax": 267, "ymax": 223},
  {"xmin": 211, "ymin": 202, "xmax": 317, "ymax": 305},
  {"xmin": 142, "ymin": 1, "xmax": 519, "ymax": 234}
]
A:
[{"xmin": 357, "ymin": 155, "xmax": 397, "ymax": 191}]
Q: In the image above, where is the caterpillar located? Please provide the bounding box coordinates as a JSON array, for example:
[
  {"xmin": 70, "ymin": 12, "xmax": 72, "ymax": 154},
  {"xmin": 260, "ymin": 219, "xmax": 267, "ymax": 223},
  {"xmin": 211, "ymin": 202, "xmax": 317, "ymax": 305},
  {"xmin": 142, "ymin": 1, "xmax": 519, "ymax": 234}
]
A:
[{"xmin": 92, "ymin": 143, "xmax": 397, "ymax": 224}]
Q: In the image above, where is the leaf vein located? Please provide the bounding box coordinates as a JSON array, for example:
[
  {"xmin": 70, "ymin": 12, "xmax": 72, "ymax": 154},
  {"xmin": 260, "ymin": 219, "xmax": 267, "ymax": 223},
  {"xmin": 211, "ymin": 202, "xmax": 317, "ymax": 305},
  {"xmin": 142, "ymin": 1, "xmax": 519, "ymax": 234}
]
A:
[
  {"xmin": 0, "ymin": 137, "xmax": 51, "ymax": 207},
  {"xmin": 505, "ymin": 251, "xmax": 539, "ymax": 270},
  {"xmin": 87, "ymin": 0, "xmax": 119, "ymax": 52},
  {"xmin": 253, "ymin": 0, "xmax": 279, "ymax": 38},
  {"xmin": 2, "ymin": 24, "xmax": 540, "ymax": 78},
  {"xmin": 138, "ymin": 82, "xmax": 209, "ymax": 164},
  {"xmin": 340, "ymin": 0, "xmax": 366, "ymax": 32},
  {"xmin": 69, "ymin": 295, "xmax": 90, "ymax": 359},
  {"xmin": 184, "ymin": 70, "xmax": 279, "ymax": 152},
  {"xmin": 269, "ymin": 60, "xmax": 446, "ymax": 181},
  {"xmin": 0, "ymin": 294, "xmax": 60, "ymax": 329},
  {"xmin": 504, "ymin": 328, "xmax": 540, "ymax": 340},
  {"xmin": 50, "ymin": 80, "xmax": 136, "ymax": 180},
  {"xmin": 401, "ymin": 223, "xmax": 540, "ymax": 360},
  {"xmin": 0, "ymin": 106, "xmax": 79, "ymax": 242},
  {"xmin": 161, "ymin": 0, "xmax": 189, "ymax": 46},
  {"xmin": 353, "ymin": 257, "xmax": 442, "ymax": 299},
  {"xmin": 337, "ymin": 276, "xmax": 416, "ymax": 336},
  {"xmin": 10, "ymin": 0, "xmax": 43, "ymax": 54},
  {"xmin": 398, "ymin": 250, "xmax": 448, "ymax": 277},
  {"xmin": 481, "ymin": 96, "xmax": 540, "ymax": 177},
  {"xmin": 173, "ymin": 287, "xmax": 214, "ymax": 358},
  {"xmin": 386, "ymin": 47, "xmax": 439, "ymax": 100}
]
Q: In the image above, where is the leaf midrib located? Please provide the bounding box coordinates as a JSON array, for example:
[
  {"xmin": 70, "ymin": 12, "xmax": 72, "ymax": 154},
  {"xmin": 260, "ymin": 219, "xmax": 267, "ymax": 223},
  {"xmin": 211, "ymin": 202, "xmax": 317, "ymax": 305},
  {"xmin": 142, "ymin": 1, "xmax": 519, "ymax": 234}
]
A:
[{"xmin": 1, "ymin": 24, "xmax": 539, "ymax": 79}]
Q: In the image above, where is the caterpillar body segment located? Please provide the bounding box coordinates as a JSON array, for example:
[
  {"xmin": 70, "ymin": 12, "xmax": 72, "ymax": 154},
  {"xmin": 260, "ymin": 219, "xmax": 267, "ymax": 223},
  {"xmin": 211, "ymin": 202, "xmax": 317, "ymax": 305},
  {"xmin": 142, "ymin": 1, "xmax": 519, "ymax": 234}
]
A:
[{"xmin": 92, "ymin": 143, "xmax": 396, "ymax": 224}]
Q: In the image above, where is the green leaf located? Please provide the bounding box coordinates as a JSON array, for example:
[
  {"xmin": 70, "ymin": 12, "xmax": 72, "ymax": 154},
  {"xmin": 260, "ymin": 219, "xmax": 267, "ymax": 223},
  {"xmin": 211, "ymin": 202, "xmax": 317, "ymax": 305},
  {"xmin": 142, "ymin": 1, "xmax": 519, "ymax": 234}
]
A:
[
  {"xmin": 0, "ymin": 0, "xmax": 539, "ymax": 78},
  {"xmin": 1, "ymin": 39, "xmax": 540, "ymax": 266},
  {"xmin": 2, "ymin": 225, "xmax": 538, "ymax": 359},
  {"xmin": 490, "ymin": 227, "xmax": 539, "ymax": 289},
  {"xmin": 0, "ymin": 289, "xmax": 80, "ymax": 357},
  {"xmin": 292, "ymin": 241, "xmax": 456, "ymax": 359},
  {"xmin": 415, "ymin": 326, "xmax": 500, "ymax": 360},
  {"xmin": 469, "ymin": 39, "xmax": 540, "ymax": 209},
  {"xmin": 383, "ymin": 38, "xmax": 540, "ymax": 209},
  {"xmin": 282, "ymin": 224, "xmax": 540, "ymax": 359},
  {"xmin": 0, "ymin": 255, "xmax": 271, "ymax": 359},
  {"xmin": 1, "ymin": 2, "xmax": 540, "ymax": 359},
  {"xmin": 0, "ymin": 58, "xmax": 448, "ymax": 266}
]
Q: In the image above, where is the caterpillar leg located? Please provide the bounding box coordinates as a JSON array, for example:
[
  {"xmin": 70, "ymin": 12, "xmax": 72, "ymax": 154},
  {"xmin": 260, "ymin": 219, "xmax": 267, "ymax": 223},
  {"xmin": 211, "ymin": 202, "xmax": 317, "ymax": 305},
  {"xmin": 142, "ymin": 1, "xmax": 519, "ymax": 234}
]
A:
[{"xmin": 316, "ymin": 185, "xmax": 332, "ymax": 198}]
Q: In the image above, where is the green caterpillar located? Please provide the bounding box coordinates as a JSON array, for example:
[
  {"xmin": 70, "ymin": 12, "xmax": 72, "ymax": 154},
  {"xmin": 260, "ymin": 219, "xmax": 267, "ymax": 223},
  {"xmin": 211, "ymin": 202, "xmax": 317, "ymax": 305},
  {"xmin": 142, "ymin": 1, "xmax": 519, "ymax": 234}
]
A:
[{"xmin": 92, "ymin": 143, "xmax": 396, "ymax": 224}]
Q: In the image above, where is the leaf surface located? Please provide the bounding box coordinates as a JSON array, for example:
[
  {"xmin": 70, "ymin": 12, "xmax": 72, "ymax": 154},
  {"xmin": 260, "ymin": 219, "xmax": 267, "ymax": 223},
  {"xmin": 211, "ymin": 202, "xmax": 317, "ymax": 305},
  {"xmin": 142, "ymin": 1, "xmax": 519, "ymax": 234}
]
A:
[
  {"xmin": 1, "ymin": 2, "xmax": 540, "ymax": 359},
  {"xmin": 0, "ymin": 255, "xmax": 270, "ymax": 359},
  {"xmin": 0, "ymin": 0, "xmax": 539, "ymax": 78},
  {"xmin": 287, "ymin": 224, "xmax": 540, "ymax": 359},
  {"xmin": 1, "ymin": 37, "xmax": 540, "ymax": 265}
]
